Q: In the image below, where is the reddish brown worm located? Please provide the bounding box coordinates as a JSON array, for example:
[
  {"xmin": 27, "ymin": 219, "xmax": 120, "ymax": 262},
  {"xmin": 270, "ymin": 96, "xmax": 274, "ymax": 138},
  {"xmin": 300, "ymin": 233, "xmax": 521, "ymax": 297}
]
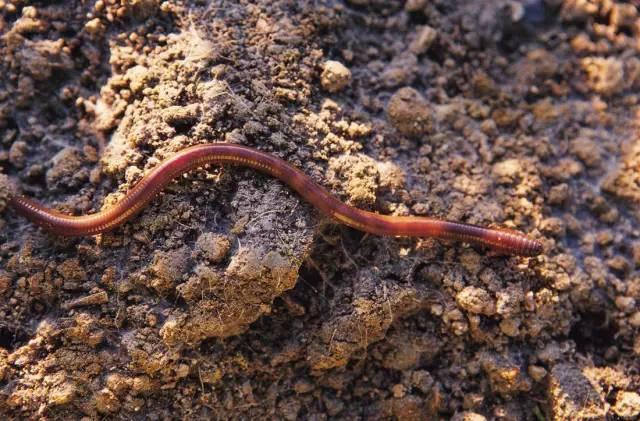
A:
[{"xmin": 6, "ymin": 143, "xmax": 543, "ymax": 256}]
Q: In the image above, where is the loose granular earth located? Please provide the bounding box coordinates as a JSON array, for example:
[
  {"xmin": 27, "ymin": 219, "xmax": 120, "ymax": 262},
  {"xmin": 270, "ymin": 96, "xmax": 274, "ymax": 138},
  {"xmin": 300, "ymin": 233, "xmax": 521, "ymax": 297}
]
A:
[{"xmin": 0, "ymin": 0, "xmax": 639, "ymax": 419}]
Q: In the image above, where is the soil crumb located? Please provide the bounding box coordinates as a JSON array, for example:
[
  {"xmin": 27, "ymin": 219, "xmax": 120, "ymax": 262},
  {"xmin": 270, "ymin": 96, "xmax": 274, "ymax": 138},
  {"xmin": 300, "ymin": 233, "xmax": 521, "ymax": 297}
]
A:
[{"xmin": 0, "ymin": 0, "xmax": 639, "ymax": 419}]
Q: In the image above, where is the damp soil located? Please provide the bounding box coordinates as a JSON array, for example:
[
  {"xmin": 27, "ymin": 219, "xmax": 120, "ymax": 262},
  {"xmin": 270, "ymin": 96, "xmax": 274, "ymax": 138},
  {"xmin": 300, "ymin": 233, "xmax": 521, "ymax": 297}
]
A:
[{"xmin": 0, "ymin": 0, "xmax": 639, "ymax": 419}]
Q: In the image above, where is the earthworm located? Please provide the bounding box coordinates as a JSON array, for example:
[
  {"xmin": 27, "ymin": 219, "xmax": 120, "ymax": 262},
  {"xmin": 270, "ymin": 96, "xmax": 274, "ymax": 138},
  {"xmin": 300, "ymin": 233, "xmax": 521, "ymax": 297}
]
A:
[{"xmin": 6, "ymin": 143, "xmax": 543, "ymax": 256}]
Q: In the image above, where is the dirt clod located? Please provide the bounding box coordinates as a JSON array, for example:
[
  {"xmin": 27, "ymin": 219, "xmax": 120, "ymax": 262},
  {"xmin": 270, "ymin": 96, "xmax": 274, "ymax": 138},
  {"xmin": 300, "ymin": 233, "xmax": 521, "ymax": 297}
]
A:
[
  {"xmin": 451, "ymin": 412, "xmax": 487, "ymax": 421},
  {"xmin": 195, "ymin": 232, "xmax": 231, "ymax": 263},
  {"xmin": 386, "ymin": 87, "xmax": 433, "ymax": 138},
  {"xmin": 46, "ymin": 148, "xmax": 87, "ymax": 190},
  {"xmin": 613, "ymin": 391, "xmax": 640, "ymax": 419},
  {"xmin": 547, "ymin": 363, "xmax": 605, "ymax": 419},
  {"xmin": 0, "ymin": 173, "xmax": 15, "ymax": 212},
  {"xmin": 1, "ymin": 0, "xmax": 639, "ymax": 419},
  {"xmin": 409, "ymin": 25, "xmax": 437, "ymax": 55},
  {"xmin": 457, "ymin": 286, "xmax": 496, "ymax": 316},
  {"xmin": 320, "ymin": 60, "xmax": 352, "ymax": 93},
  {"xmin": 94, "ymin": 388, "xmax": 120, "ymax": 414}
]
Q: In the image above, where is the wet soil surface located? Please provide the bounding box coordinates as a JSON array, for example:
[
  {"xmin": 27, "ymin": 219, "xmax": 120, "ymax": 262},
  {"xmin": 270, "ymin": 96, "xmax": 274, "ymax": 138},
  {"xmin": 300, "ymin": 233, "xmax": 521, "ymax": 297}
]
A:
[{"xmin": 0, "ymin": 0, "xmax": 639, "ymax": 419}]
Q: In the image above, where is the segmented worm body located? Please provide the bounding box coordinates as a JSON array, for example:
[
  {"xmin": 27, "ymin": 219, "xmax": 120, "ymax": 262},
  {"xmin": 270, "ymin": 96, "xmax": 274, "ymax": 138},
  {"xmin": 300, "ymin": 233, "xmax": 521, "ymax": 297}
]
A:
[{"xmin": 6, "ymin": 143, "xmax": 543, "ymax": 256}]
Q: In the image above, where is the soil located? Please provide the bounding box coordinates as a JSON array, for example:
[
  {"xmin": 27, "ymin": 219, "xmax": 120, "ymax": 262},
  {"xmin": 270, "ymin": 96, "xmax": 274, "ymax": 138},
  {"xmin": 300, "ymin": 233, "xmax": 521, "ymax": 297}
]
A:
[{"xmin": 0, "ymin": 0, "xmax": 639, "ymax": 419}]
